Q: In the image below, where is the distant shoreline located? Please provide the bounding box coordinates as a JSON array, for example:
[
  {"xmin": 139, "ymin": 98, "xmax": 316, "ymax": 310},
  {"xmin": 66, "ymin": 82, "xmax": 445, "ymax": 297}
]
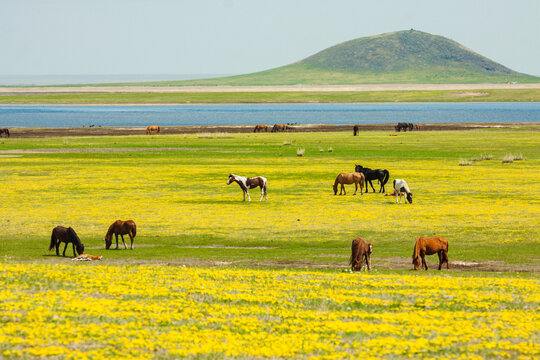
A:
[
  {"xmin": 3, "ymin": 123, "xmax": 538, "ymax": 138},
  {"xmin": 2, "ymin": 83, "xmax": 540, "ymax": 94}
]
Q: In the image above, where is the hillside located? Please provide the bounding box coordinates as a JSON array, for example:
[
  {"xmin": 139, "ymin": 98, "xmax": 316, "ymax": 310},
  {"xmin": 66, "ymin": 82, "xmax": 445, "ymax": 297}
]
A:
[{"xmin": 142, "ymin": 30, "xmax": 539, "ymax": 86}]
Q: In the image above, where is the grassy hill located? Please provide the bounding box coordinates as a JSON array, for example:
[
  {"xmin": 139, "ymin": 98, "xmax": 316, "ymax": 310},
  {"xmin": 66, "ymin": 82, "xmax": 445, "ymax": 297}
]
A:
[{"xmin": 136, "ymin": 30, "xmax": 539, "ymax": 86}]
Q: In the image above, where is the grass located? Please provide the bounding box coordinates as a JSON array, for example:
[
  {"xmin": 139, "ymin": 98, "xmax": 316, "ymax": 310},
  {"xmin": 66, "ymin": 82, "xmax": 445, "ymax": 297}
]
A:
[
  {"xmin": 0, "ymin": 130, "xmax": 538, "ymax": 269},
  {"xmin": 0, "ymin": 89, "xmax": 540, "ymax": 104},
  {"xmin": 0, "ymin": 130, "xmax": 538, "ymax": 358}
]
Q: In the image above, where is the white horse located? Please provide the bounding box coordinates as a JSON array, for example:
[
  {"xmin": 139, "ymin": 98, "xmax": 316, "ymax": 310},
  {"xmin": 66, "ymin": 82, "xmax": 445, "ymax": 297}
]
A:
[
  {"xmin": 227, "ymin": 174, "xmax": 267, "ymax": 201},
  {"xmin": 393, "ymin": 179, "xmax": 413, "ymax": 204}
]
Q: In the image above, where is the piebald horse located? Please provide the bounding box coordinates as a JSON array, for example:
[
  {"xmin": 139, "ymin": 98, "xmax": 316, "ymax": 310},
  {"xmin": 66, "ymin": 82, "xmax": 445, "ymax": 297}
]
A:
[
  {"xmin": 393, "ymin": 179, "xmax": 413, "ymax": 204},
  {"xmin": 227, "ymin": 174, "xmax": 267, "ymax": 201}
]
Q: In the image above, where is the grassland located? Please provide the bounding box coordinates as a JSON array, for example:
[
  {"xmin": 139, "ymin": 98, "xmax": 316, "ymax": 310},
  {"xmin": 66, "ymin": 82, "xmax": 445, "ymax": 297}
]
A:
[
  {"xmin": 1, "ymin": 88, "xmax": 540, "ymax": 104},
  {"xmin": 1, "ymin": 130, "xmax": 539, "ymax": 358}
]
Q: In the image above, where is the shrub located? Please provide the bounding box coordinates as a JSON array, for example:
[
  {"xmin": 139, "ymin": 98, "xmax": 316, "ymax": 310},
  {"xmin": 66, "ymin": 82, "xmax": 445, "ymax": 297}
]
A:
[
  {"xmin": 297, "ymin": 148, "xmax": 305, "ymax": 157},
  {"xmin": 502, "ymin": 154, "xmax": 514, "ymax": 163},
  {"xmin": 459, "ymin": 159, "xmax": 473, "ymax": 166}
]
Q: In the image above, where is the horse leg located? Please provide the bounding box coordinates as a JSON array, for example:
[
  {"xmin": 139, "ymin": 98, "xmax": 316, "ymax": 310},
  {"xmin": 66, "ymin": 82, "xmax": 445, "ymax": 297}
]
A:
[
  {"xmin": 366, "ymin": 254, "xmax": 371, "ymax": 271},
  {"xmin": 62, "ymin": 242, "xmax": 68, "ymax": 257},
  {"xmin": 353, "ymin": 182, "xmax": 358, "ymax": 195},
  {"xmin": 421, "ymin": 252, "xmax": 428, "ymax": 270},
  {"xmin": 120, "ymin": 234, "xmax": 127, "ymax": 249},
  {"xmin": 438, "ymin": 251, "xmax": 443, "ymax": 270},
  {"xmin": 55, "ymin": 239, "xmax": 60, "ymax": 256},
  {"xmin": 72, "ymin": 242, "xmax": 77, "ymax": 257},
  {"xmin": 115, "ymin": 234, "xmax": 119, "ymax": 249},
  {"xmin": 368, "ymin": 180, "xmax": 376, "ymax": 193},
  {"xmin": 129, "ymin": 232, "xmax": 134, "ymax": 250},
  {"xmin": 246, "ymin": 189, "xmax": 251, "ymax": 202}
]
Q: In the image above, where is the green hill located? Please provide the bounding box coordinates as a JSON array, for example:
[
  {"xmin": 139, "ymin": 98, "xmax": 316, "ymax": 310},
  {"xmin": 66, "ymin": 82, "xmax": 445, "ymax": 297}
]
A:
[{"xmin": 119, "ymin": 30, "xmax": 540, "ymax": 86}]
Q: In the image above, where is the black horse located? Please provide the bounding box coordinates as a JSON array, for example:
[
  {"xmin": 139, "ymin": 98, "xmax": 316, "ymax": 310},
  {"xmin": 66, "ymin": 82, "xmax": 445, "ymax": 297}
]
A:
[
  {"xmin": 49, "ymin": 226, "xmax": 85, "ymax": 257},
  {"xmin": 355, "ymin": 165, "xmax": 390, "ymax": 193},
  {"xmin": 353, "ymin": 125, "xmax": 359, "ymax": 136},
  {"xmin": 0, "ymin": 128, "xmax": 9, "ymax": 138}
]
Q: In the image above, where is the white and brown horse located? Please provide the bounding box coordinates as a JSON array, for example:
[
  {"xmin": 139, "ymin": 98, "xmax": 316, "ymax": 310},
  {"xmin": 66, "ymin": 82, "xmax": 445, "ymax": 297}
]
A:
[
  {"xmin": 393, "ymin": 179, "xmax": 413, "ymax": 204},
  {"xmin": 227, "ymin": 174, "xmax": 267, "ymax": 201},
  {"xmin": 146, "ymin": 125, "xmax": 160, "ymax": 135}
]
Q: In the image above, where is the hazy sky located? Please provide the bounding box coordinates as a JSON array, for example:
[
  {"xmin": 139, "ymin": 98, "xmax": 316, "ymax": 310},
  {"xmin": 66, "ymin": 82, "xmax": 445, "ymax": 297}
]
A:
[{"xmin": 1, "ymin": 0, "xmax": 539, "ymax": 77}]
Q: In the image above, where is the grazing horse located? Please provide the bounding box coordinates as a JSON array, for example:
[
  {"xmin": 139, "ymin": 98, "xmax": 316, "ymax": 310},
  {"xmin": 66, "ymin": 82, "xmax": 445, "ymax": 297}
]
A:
[
  {"xmin": 253, "ymin": 125, "xmax": 268, "ymax": 133},
  {"xmin": 271, "ymin": 124, "xmax": 287, "ymax": 133},
  {"xmin": 105, "ymin": 220, "xmax": 137, "ymax": 250},
  {"xmin": 227, "ymin": 174, "xmax": 267, "ymax": 201},
  {"xmin": 146, "ymin": 125, "xmax": 160, "ymax": 135},
  {"xmin": 393, "ymin": 179, "xmax": 413, "ymax": 204},
  {"xmin": 353, "ymin": 125, "xmax": 359, "ymax": 136},
  {"xmin": 354, "ymin": 165, "xmax": 390, "ymax": 193},
  {"xmin": 395, "ymin": 122, "xmax": 414, "ymax": 132},
  {"xmin": 412, "ymin": 236, "xmax": 449, "ymax": 270},
  {"xmin": 349, "ymin": 237, "xmax": 373, "ymax": 271},
  {"xmin": 333, "ymin": 172, "xmax": 365, "ymax": 195},
  {"xmin": 49, "ymin": 226, "xmax": 85, "ymax": 257},
  {"xmin": 0, "ymin": 128, "xmax": 9, "ymax": 138}
]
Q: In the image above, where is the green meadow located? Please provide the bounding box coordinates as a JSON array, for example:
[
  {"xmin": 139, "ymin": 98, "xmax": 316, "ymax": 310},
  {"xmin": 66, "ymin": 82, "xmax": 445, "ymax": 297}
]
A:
[
  {"xmin": 0, "ymin": 129, "xmax": 538, "ymax": 272},
  {"xmin": 1, "ymin": 89, "xmax": 540, "ymax": 104}
]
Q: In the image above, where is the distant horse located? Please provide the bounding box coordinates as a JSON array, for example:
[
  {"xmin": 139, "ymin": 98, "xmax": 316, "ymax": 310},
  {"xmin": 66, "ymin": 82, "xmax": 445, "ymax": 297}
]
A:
[
  {"xmin": 49, "ymin": 226, "xmax": 85, "ymax": 257},
  {"xmin": 271, "ymin": 124, "xmax": 287, "ymax": 133},
  {"xmin": 393, "ymin": 179, "xmax": 413, "ymax": 204},
  {"xmin": 355, "ymin": 165, "xmax": 390, "ymax": 193},
  {"xmin": 0, "ymin": 128, "xmax": 9, "ymax": 138},
  {"xmin": 227, "ymin": 174, "xmax": 267, "ymax": 201},
  {"xmin": 353, "ymin": 125, "xmax": 359, "ymax": 136},
  {"xmin": 253, "ymin": 125, "xmax": 268, "ymax": 133},
  {"xmin": 395, "ymin": 122, "xmax": 414, "ymax": 132},
  {"xmin": 349, "ymin": 237, "xmax": 373, "ymax": 271},
  {"xmin": 105, "ymin": 220, "xmax": 137, "ymax": 250},
  {"xmin": 333, "ymin": 172, "xmax": 365, "ymax": 195},
  {"xmin": 412, "ymin": 236, "xmax": 449, "ymax": 270},
  {"xmin": 146, "ymin": 125, "xmax": 160, "ymax": 135}
]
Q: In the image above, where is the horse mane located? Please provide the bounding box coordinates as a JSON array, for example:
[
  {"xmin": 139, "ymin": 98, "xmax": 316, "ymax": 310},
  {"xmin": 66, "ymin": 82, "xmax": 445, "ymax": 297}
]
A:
[
  {"xmin": 105, "ymin": 222, "xmax": 116, "ymax": 241},
  {"xmin": 68, "ymin": 227, "xmax": 83, "ymax": 247}
]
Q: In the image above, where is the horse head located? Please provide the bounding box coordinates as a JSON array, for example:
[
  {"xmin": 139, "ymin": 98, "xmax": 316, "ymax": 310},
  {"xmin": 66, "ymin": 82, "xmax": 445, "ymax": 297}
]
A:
[
  {"xmin": 104, "ymin": 236, "xmax": 112, "ymax": 250},
  {"xmin": 412, "ymin": 255, "xmax": 421, "ymax": 270},
  {"xmin": 355, "ymin": 165, "xmax": 362, "ymax": 172},
  {"xmin": 227, "ymin": 174, "xmax": 235, "ymax": 185},
  {"xmin": 77, "ymin": 243, "xmax": 85, "ymax": 255},
  {"xmin": 407, "ymin": 192, "xmax": 413, "ymax": 204}
]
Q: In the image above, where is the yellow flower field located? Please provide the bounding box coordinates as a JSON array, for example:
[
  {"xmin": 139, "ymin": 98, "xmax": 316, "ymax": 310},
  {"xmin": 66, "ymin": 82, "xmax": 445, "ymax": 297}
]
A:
[{"xmin": 0, "ymin": 263, "xmax": 538, "ymax": 359}]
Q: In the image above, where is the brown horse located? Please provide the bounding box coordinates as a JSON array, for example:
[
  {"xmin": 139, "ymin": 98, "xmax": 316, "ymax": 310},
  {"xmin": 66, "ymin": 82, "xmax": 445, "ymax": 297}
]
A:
[
  {"xmin": 49, "ymin": 226, "xmax": 85, "ymax": 257},
  {"xmin": 333, "ymin": 172, "xmax": 365, "ymax": 195},
  {"xmin": 105, "ymin": 220, "xmax": 137, "ymax": 250},
  {"xmin": 349, "ymin": 237, "xmax": 372, "ymax": 271},
  {"xmin": 271, "ymin": 124, "xmax": 287, "ymax": 132},
  {"xmin": 146, "ymin": 125, "xmax": 160, "ymax": 135},
  {"xmin": 0, "ymin": 128, "xmax": 10, "ymax": 138},
  {"xmin": 412, "ymin": 236, "xmax": 449, "ymax": 270},
  {"xmin": 253, "ymin": 125, "xmax": 268, "ymax": 132}
]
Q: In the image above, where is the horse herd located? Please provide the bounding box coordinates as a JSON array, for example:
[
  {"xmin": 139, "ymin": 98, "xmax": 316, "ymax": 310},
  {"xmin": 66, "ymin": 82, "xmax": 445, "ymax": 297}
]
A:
[
  {"xmin": 49, "ymin": 219, "xmax": 137, "ymax": 258},
  {"xmin": 48, "ymin": 166, "xmax": 440, "ymax": 271},
  {"xmin": 350, "ymin": 236, "xmax": 449, "ymax": 272}
]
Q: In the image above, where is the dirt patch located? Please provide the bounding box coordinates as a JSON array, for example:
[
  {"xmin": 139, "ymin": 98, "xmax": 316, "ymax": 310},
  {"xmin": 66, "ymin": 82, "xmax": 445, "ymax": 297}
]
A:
[{"xmin": 452, "ymin": 92, "xmax": 489, "ymax": 97}]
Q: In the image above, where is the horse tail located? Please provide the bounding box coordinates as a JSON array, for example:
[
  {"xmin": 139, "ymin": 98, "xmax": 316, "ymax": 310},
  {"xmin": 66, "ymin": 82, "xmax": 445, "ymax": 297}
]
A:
[
  {"xmin": 412, "ymin": 238, "xmax": 421, "ymax": 265},
  {"xmin": 49, "ymin": 228, "xmax": 56, "ymax": 251},
  {"xmin": 382, "ymin": 170, "xmax": 390, "ymax": 186},
  {"xmin": 349, "ymin": 239, "xmax": 358, "ymax": 266},
  {"xmin": 132, "ymin": 223, "xmax": 137, "ymax": 238}
]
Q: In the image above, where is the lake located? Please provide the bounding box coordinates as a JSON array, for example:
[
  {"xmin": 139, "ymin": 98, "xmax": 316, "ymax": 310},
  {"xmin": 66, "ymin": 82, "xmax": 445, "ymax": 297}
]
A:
[{"xmin": 0, "ymin": 103, "xmax": 539, "ymax": 128}]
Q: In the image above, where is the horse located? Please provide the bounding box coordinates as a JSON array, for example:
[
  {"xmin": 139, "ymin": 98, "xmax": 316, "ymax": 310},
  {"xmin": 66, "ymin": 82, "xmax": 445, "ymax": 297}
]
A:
[
  {"xmin": 271, "ymin": 124, "xmax": 287, "ymax": 133},
  {"xmin": 0, "ymin": 128, "xmax": 9, "ymax": 138},
  {"xmin": 105, "ymin": 220, "xmax": 137, "ymax": 250},
  {"xmin": 49, "ymin": 226, "xmax": 85, "ymax": 257},
  {"xmin": 333, "ymin": 172, "xmax": 365, "ymax": 195},
  {"xmin": 412, "ymin": 236, "xmax": 449, "ymax": 270},
  {"xmin": 349, "ymin": 237, "xmax": 373, "ymax": 271},
  {"xmin": 353, "ymin": 125, "xmax": 359, "ymax": 136},
  {"xmin": 354, "ymin": 165, "xmax": 390, "ymax": 193},
  {"xmin": 395, "ymin": 122, "xmax": 414, "ymax": 132},
  {"xmin": 146, "ymin": 125, "xmax": 160, "ymax": 135},
  {"xmin": 253, "ymin": 125, "xmax": 268, "ymax": 133},
  {"xmin": 227, "ymin": 174, "xmax": 267, "ymax": 201},
  {"xmin": 393, "ymin": 179, "xmax": 413, "ymax": 204}
]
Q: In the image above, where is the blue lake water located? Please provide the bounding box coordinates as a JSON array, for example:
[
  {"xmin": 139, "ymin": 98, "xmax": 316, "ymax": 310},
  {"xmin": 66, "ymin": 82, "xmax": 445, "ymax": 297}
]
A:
[{"xmin": 0, "ymin": 103, "xmax": 539, "ymax": 128}]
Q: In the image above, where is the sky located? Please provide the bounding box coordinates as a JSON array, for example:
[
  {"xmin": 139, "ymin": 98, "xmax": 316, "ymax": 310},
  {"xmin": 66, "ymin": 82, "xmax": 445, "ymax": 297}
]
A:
[{"xmin": 1, "ymin": 0, "xmax": 539, "ymax": 80}]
